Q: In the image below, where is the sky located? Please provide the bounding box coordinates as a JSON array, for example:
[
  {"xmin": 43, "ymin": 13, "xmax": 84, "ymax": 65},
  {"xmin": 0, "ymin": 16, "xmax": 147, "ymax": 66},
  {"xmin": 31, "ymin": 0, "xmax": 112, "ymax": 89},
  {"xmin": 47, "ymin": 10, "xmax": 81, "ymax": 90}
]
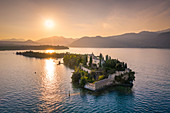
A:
[{"xmin": 0, "ymin": 0, "xmax": 170, "ymax": 40}]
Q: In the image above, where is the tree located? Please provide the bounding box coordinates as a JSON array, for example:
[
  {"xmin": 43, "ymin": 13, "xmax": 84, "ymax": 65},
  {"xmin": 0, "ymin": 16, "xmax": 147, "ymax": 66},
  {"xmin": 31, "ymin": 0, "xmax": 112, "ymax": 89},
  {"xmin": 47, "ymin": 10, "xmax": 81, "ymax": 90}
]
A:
[
  {"xmin": 99, "ymin": 58, "xmax": 102, "ymax": 67},
  {"xmin": 106, "ymin": 55, "xmax": 108, "ymax": 61},
  {"xmin": 85, "ymin": 55, "xmax": 88, "ymax": 62},
  {"xmin": 71, "ymin": 72, "xmax": 81, "ymax": 83},
  {"xmin": 124, "ymin": 63, "xmax": 127, "ymax": 68},
  {"xmin": 83, "ymin": 55, "xmax": 88, "ymax": 65},
  {"xmin": 99, "ymin": 53, "xmax": 103, "ymax": 59},
  {"xmin": 116, "ymin": 63, "xmax": 121, "ymax": 71},
  {"xmin": 103, "ymin": 59, "xmax": 116, "ymax": 69},
  {"xmin": 89, "ymin": 56, "xmax": 92, "ymax": 67},
  {"xmin": 80, "ymin": 77, "xmax": 87, "ymax": 87}
]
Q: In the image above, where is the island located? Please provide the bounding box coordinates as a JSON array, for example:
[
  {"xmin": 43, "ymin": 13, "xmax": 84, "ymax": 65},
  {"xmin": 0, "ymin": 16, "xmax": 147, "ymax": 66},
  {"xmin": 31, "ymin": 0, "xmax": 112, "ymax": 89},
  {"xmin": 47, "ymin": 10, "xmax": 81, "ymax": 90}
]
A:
[
  {"xmin": 0, "ymin": 45, "xmax": 69, "ymax": 51},
  {"xmin": 16, "ymin": 51, "xmax": 135, "ymax": 91},
  {"xmin": 64, "ymin": 53, "xmax": 135, "ymax": 91}
]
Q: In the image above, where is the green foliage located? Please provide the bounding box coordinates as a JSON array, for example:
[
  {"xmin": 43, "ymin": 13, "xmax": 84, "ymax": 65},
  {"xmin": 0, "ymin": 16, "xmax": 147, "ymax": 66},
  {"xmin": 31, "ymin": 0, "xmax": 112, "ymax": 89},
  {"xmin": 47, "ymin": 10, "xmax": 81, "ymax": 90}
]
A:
[
  {"xmin": 64, "ymin": 52, "xmax": 135, "ymax": 87},
  {"xmin": 103, "ymin": 59, "xmax": 117, "ymax": 69},
  {"xmin": 89, "ymin": 56, "xmax": 93, "ymax": 67},
  {"xmin": 71, "ymin": 66, "xmax": 94, "ymax": 86},
  {"xmin": 63, "ymin": 54, "xmax": 86, "ymax": 68},
  {"xmin": 99, "ymin": 53, "xmax": 103, "ymax": 59},
  {"xmin": 72, "ymin": 70, "xmax": 81, "ymax": 84},
  {"xmin": 106, "ymin": 55, "xmax": 108, "ymax": 61},
  {"xmin": 83, "ymin": 55, "xmax": 88, "ymax": 65},
  {"xmin": 107, "ymin": 68, "xmax": 116, "ymax": 74},
  {"xmin": 16, "ymin": 51, "xmax": 66, "ymax": 58},
  {"xmin": 124, "ymin": 63, "xmax": 127, "ymax": 68},
  {"xmin": 115, "ymin": 63, "xmax": 122, "ymax": 71},
  {"xmin": 80, "ymin": 77, "xmax": 88, "ymax": 87},
  {"xmin": 99, "ymin": 59, "xmax": 102, "ymax": 67},
  {"xmin": 103, "ymin": 59, "xmax": 126, "ymax": 71},
  {"xmin": 98, "ymin": 75, "xmax": 104, "ymax": 80},
  {"xmin": 128, "ymin": 71, "xmax": 135, "ymax": 81}
]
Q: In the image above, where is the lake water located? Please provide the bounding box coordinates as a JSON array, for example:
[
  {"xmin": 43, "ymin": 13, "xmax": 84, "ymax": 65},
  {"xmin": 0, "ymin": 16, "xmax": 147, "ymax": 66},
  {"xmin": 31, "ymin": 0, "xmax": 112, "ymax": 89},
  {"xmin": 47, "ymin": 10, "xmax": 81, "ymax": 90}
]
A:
[{"xmin": 0, "ymin": 48, "xmax": 170, "ymax": 112}]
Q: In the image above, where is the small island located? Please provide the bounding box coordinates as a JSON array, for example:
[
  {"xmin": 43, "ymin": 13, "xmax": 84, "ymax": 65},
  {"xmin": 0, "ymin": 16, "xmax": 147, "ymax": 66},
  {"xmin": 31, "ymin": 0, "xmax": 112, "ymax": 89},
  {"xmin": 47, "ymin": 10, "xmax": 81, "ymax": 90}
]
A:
[
  {"xmin": 64, "ymin": 53, "xmax": 135, "ymax": 91},
  {"xmin": 16, "ymin": 51, "xmax": 135, "ymax": 91}
]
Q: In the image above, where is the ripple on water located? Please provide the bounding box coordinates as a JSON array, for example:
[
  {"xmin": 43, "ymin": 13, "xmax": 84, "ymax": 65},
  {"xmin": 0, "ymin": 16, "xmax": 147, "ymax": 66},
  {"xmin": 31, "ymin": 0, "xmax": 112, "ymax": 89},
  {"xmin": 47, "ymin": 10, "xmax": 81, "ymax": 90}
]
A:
[{"xmin": 0, "ymin": 49, "xmax": 170, "ymax": 112}]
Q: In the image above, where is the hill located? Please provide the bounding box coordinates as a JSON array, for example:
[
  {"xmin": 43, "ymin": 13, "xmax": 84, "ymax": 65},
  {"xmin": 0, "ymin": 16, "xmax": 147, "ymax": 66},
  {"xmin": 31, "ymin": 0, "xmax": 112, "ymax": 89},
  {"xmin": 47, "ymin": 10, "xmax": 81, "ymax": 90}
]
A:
[
  {"xmin": 0, "ymin": 39, "xmax": 37, "ymax": 46},
  {"xmin": 0, "ymin": 36, "xmax": 76, "ymax": 46},
  {"xmin": 70, "ymin": 31, "xmax": 170, "ymax": 48},
  {"xmin": 0, "ymin": 45, "xmax": 69, "ymax": 51},
  {"xmin": 36, "ymin": 36, "xmax": 76, "ymax": 46}
]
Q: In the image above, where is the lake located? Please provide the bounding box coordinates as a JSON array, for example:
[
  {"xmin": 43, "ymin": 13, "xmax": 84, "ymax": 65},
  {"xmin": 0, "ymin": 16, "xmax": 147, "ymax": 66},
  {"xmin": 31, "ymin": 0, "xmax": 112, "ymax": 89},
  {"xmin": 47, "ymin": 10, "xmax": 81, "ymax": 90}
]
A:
[{"xmin": 0, "ymin": 48, "xmax": 170, "ymax": 112}]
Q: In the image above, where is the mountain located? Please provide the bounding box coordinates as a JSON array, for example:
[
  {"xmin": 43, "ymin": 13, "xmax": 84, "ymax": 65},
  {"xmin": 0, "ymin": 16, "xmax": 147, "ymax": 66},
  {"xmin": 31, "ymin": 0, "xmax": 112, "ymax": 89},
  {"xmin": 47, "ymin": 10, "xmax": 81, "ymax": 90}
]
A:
[
  {"xmin": 0, "ymin": 38, "xmax": 25, "ymax": 42},
  {"xmin": 156, "ymin": 28, "xmax": 170, "ymax": 33},
  {"xmin": 36, "ymin": 36, "xmax": 76, "ymax": 46},
  {"xmin": 1, "ymin": 28, "xmax": 169, "ymax": 48},
  {"xmin": 0, "ymin": 39, "xmax": 37, "ymax": 46},
  {"xmin": 70, "ymin": 31, "xmax": 170, "ymax": 48},
  {"xmin": 0, "ymin": 36, "xmax": 76, "ymax": 46}
]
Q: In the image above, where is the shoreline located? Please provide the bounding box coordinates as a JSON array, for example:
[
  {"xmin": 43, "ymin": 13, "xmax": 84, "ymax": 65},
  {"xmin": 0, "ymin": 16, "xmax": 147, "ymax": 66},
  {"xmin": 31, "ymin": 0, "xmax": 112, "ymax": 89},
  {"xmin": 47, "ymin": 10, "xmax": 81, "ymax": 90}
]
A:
[{"xmin": 0, "ymin": 45, "xmax": 69, "ymax": 51}]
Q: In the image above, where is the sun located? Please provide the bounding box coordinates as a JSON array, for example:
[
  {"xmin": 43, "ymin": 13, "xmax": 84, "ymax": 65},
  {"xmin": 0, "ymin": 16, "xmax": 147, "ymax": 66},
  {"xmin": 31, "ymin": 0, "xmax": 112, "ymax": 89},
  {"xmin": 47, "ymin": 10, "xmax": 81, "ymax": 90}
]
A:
[{"xmin": 45, "ymin": 20, "xmax": 54, "ymax": 28}]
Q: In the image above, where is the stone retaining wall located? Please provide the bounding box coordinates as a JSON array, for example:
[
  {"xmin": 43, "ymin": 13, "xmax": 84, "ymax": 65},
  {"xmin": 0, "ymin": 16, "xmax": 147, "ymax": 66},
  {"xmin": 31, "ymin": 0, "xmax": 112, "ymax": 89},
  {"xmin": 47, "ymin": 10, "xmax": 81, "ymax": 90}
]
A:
[{"xmin": 84, "ymin": 78, "xmax": 113, "ymax": 91}]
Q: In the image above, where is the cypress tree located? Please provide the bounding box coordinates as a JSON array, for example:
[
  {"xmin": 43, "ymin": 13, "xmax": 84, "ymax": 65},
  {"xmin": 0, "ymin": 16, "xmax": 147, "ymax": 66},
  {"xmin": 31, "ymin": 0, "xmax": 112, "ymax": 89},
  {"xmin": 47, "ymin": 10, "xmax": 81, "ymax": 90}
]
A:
[
  {"xmin": 99, "ymin": 53, "xmax": 103, "ymax": 59},
  {"xmin": 99, "ymin": 58, "xmax": 102, "ymax": 67},
  {"xmin": 106, "ymin": 55, "xmax": 108, "ymax": 61},
  {"xmin": 83, "ymin": 55, "xmax": 88, "ymax": 65},
  {"xmin": 89, "ymin": 56, "xmax": 92, "ymax": 67}
]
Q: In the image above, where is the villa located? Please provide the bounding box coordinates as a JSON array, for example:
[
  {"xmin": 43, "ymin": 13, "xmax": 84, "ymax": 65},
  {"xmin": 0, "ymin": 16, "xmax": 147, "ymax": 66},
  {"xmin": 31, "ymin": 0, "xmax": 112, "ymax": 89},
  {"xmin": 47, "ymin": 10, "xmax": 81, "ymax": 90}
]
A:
[
  {"xmin": 84, "ymin": 68, "xmax": 131, "ymax": 91},
  {"xmin": 62, "ymin": 52, "xmax": 135, "ymax": 91},
  {"xmin": 87, "ymin": 53, "xmax": 105, "ymax": 68},
  {"xmin": 79, "ymin": 53, "xmax": 133, "ymax": 91}
]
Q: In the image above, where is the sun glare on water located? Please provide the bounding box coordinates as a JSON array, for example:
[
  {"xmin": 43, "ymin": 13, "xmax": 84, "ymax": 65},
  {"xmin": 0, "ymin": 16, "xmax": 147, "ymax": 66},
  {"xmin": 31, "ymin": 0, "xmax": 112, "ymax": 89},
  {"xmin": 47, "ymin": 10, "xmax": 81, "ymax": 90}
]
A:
[{"xmin": 45, "ymin": 58, "xmax": 55, "ymax": 81}]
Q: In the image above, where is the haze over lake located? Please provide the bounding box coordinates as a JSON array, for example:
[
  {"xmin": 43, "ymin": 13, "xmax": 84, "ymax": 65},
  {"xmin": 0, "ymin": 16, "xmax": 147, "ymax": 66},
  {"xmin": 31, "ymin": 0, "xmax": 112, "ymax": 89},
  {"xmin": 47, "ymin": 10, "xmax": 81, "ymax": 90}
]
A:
[{"xmin": 0, "ymin": 48, "xmax": 170, "ymax": 112}]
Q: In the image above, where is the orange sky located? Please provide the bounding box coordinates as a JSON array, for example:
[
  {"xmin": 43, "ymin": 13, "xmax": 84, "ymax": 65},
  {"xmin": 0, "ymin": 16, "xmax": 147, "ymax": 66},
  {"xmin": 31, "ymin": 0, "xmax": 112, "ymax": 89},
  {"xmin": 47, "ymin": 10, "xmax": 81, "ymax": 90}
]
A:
[{"xmin": 0, "ymin": 0, "xmax": 170, "ymax": 40}]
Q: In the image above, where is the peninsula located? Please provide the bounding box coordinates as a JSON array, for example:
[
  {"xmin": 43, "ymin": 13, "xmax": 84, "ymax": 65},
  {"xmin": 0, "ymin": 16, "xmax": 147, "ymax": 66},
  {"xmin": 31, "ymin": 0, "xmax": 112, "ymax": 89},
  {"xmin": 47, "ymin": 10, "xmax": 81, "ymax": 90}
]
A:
[
  {"xmin": 64, "ymin": 53, "xmax": 135, "ymax": 91},
  {"xmin": 16, "ymin": 51, "xmax": 135, "ymax": 91}
]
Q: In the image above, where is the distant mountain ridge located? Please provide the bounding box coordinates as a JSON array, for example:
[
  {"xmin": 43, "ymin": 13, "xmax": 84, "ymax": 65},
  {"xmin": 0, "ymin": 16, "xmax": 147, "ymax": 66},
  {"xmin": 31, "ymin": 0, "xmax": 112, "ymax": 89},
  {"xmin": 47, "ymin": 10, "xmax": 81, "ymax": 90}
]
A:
[
  {"xmin": 156, "ymin": 28, "xmax": 170, "ymax": 33},
  {"xmin": 0, "ymin": 40, "xmax": 37, "ymax": 46},
  {"xmin": 1, "ymin": 28, "xmax": 170, "ymax": 48},
  {"xmin": 0, "ymin": 38, "xmax": 25, "ymax": 41},
  {"xmin": 36, "ymin": 36, "xmax": 76, "ymax": 46},
  {"xmin": 70, "ymin": 29, "xmax": 170, "ymax": 48},
  {"xmin": 0, "ymin": 36, "xmax": 76, "ymax": 46}
]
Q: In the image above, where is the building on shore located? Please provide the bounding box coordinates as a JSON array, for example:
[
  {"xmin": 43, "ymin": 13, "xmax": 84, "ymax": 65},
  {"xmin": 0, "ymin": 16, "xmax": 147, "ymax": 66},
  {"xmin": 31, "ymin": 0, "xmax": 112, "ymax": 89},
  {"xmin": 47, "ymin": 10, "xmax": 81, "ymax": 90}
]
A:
[
  {"xmin": 83, "ymin": 68, "xmax": 131, "ymax": 91},
  {"xmin": 87, "ymin": 53, "xmax": 105, "ymax": 68}
]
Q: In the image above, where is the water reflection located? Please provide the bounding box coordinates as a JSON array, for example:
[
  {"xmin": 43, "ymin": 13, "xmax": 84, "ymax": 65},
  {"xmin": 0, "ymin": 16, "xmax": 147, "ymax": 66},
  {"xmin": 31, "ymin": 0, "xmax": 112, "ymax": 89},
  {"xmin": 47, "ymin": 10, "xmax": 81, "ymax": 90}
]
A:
[
  {"xmin": 45, "ymin": 58, "xmax": 55, "ymax": 81},
  {"xmin": 38, "ymin": 58, "xmax": 63, "ymax": 111}
]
